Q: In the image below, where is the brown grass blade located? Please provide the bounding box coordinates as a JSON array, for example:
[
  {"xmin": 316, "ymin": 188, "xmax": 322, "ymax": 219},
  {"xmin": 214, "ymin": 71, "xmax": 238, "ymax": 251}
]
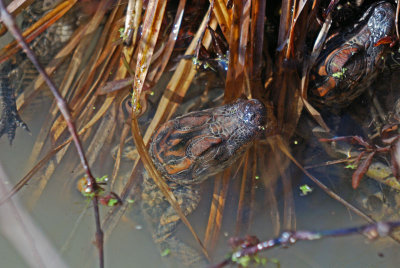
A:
[
  {"xmin": 300, "ymin": 12, "xmax": 332, "ymax": 132},
  {"xmin": 96, "ymin": 78, "xmax": 134, "ymax": 95},
  {"xmin": 204, "ymin": 173, "xmax": 222, "ymax": 248},
  {"xmin": 29, "ymin": 98, "xmax": 102, "ymax": 209},
  {"xmin": 258, "ymin": 144, "xmax": 281, "ymax": 235},
  {"xmin": 270, "ymin": 1, "xmax": 317, "ymax": 137},
  {"xmin": 16, "ymin": 22, "xmax": 90, "ymax": 111},
  {"xmin": 0, "ymin": 0, "xmax": 77, "ymax": 63},
  {"xmin": 265, "ymin": 138, "xmax": 296, "ymax": 231},
  {"xmin": 122, "ymin": 0, "xmax": 139, "ymax": 45},
  {"xmin": 17, "ymin": 1, "xmax": 122, "ymax": 113},
  {"xmin": 273, "ymin": 143, "xmax": 296, "ymax": 231},
  {"xmin": 132, "ymin": 0, "xmax": 166, "ymax": 108},
  {"xmin": 210, "ymin": 169, "xmax": 230, "ymax": 247},
  {"xmin": 0, "ymin": 144, "xmax": 64, "ymax": 205},
  {"xmin": 3, "ymin": 95, "xmax": 116, "ymax": 203},
  {"xmin": 110, "ymin": 123, "xmax": 131, "ymax": 190},
  {"xmin": 235, "ymin": 149, "xmax": 256, "ymax": 235},
  {"xmin": 142, "ymin": 11, "xmax": 218, "ymax": 144},
  {"xmin": 4, "ymin": 0, "xmax": 32, "ymax": 14},
  {"xmin": 27, "ymin": 145, "xmax": 71, "ymax": 210},
  {"xmin": 49, "ymin": 0, "xmax": 117, "ymax": 142},
  {"xmin": 396, "ymin": 0, "xmax": 400, "ymax": 40},
  {"xmin": 146, "ymin": 0, "xmax": 187, "ymax": 84},
  {"xmin": 302, "ymin": 98, "xmax": 330, "ymax": 132},
  {"xmin": 72, "ymin": 107, "xmax": 117, "ymax": 177},
  {"xmin": 277, "ymin": 0, "xmax": 293, "ymax": 51},
  {"xmin": 204, "ymin": 169, "xmax": 231, "ymax": 251},
  {"xmin": 23, "ymin": 0, "xmax": 118, "ymax": 169},
  {"xmin": 0, "ymin": 0, "xmax": 33, "ymax": 37},
  {"xmin": 212, "ymin": 0, "xmax": 231, "ymax": 40},
  {"xmin": 234, "ymin": 151, "xmax": 249, "ymax": 234},
  {"xmin": 249, "ymin": 0, "xmax": 266, "ymax": 97},
  {"xmin": 352, "ymin": 151, "xmax": 376, "ymax": 189},
  {"xmin": 111, "ymin": 23, "xmax": 138, "ymax": 82},
  {"xmin": 224, "ymin": 0, "xmax": 250, "ymax": 102},
  {"xmin": 25, "ymin": 100, "xmax": 59, "ymax": 171},
  {"xmin": 285, "ymin": 0, "xmax": 310, "ymax": 59}
]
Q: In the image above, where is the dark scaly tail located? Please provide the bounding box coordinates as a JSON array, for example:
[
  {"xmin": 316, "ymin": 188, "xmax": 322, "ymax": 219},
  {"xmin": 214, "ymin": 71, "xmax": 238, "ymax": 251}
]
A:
[{"xmin": 0, "ymin": 62, "xmax": 29, "ymax": 144}]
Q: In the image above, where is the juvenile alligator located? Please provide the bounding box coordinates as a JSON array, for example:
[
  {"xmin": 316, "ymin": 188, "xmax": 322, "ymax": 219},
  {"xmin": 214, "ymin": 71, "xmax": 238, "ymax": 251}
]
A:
[
  {"xmin": 142, "ymin": 98, "xmax": 267, "ymax": 266},
  {"xmin": 309, "ymin": 1, "xmax": 396, "ymax": 108},
  {"xmin": 0, "ymin": 0, "xmax": 78, "ymax": 143}
]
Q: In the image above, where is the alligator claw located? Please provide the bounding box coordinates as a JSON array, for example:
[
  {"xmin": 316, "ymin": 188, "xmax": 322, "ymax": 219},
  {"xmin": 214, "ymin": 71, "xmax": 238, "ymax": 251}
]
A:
[{"xmin": 0, "ymin": 105, "xmax": 29, "ymax": 145}]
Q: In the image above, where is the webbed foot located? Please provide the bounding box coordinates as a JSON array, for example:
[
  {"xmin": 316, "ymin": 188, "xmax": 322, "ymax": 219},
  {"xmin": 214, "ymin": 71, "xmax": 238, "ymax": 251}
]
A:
[
  {"xmin": 1, "ymin": 60, "xmax": 30, "ymax": 144},
  {"xmin": 0, "ymin": 104, "xmax": 29, "ymax": 144}
]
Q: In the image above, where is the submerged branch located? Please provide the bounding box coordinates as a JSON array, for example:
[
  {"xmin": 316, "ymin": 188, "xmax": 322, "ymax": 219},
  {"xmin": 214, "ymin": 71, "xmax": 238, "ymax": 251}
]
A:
[{"xmin": 211, "ymin": 221, "xmax": 400, "ymax": 268}]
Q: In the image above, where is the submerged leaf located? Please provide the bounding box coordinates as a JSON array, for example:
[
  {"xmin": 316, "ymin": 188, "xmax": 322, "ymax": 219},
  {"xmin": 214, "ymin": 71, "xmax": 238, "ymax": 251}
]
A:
[{"xmin": 352, "ymin": 152, "xmax": 376, "ymax": 189}]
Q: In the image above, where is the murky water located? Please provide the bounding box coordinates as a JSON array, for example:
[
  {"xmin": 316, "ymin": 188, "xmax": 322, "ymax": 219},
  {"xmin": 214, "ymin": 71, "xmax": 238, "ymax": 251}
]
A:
[{"xmin": 1, "ymin": 80, "xmax": 400, "ymax": 268}]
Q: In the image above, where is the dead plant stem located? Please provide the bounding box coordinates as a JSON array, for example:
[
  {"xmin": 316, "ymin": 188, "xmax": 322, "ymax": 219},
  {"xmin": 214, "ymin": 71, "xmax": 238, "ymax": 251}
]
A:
[{"xmin": 0, "ymin": 2, "xmax": 104, "ymax": 267}]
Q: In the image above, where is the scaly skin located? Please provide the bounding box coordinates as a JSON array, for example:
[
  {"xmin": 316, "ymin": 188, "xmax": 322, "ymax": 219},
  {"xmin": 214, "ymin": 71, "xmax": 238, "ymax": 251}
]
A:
[
  {"xmin": 142, "ymin": 99, "xmax": 267, "ymax": 266},
  {"xmin": 309, "ymin": 1, "xmax": 395, "ymax": 108},
  {"xmin": 0, "ymin": 0, "xmax": 78, "ymax": 143},
  {"xmin": 0, "ymin": 60, "xmax": 29, "ymax": 143}
]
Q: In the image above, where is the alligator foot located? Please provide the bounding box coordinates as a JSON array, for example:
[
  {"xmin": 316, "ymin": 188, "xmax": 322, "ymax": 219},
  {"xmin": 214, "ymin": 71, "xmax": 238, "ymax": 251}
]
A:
[
  {"xmin": 142, "ymin": 181, "xmax": 208, "ymax": 266},
  {"xmin": 0, "ymin": 105, "xmax": 29, "ymax": 144},
  {"xmin": 160, "ymin": 237, "xmax": 208, "ymax": 267}
]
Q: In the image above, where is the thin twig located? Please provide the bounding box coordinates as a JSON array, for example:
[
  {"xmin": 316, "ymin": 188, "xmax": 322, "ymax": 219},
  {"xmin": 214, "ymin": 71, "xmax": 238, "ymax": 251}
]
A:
[
  {"xmin": 0, "ymin": 3, "xmax": 104, "ymax": 267},
  {"xmin": 274, "ymin": 135, "xmax": 374, "ymax": 223},
  {"xmin": 211, "ymin": 221, "xmax": 400, "ymax": 268},
  {"xmin": 396, "ymin": 0, "xmax": 400, "ymax": 41}
]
